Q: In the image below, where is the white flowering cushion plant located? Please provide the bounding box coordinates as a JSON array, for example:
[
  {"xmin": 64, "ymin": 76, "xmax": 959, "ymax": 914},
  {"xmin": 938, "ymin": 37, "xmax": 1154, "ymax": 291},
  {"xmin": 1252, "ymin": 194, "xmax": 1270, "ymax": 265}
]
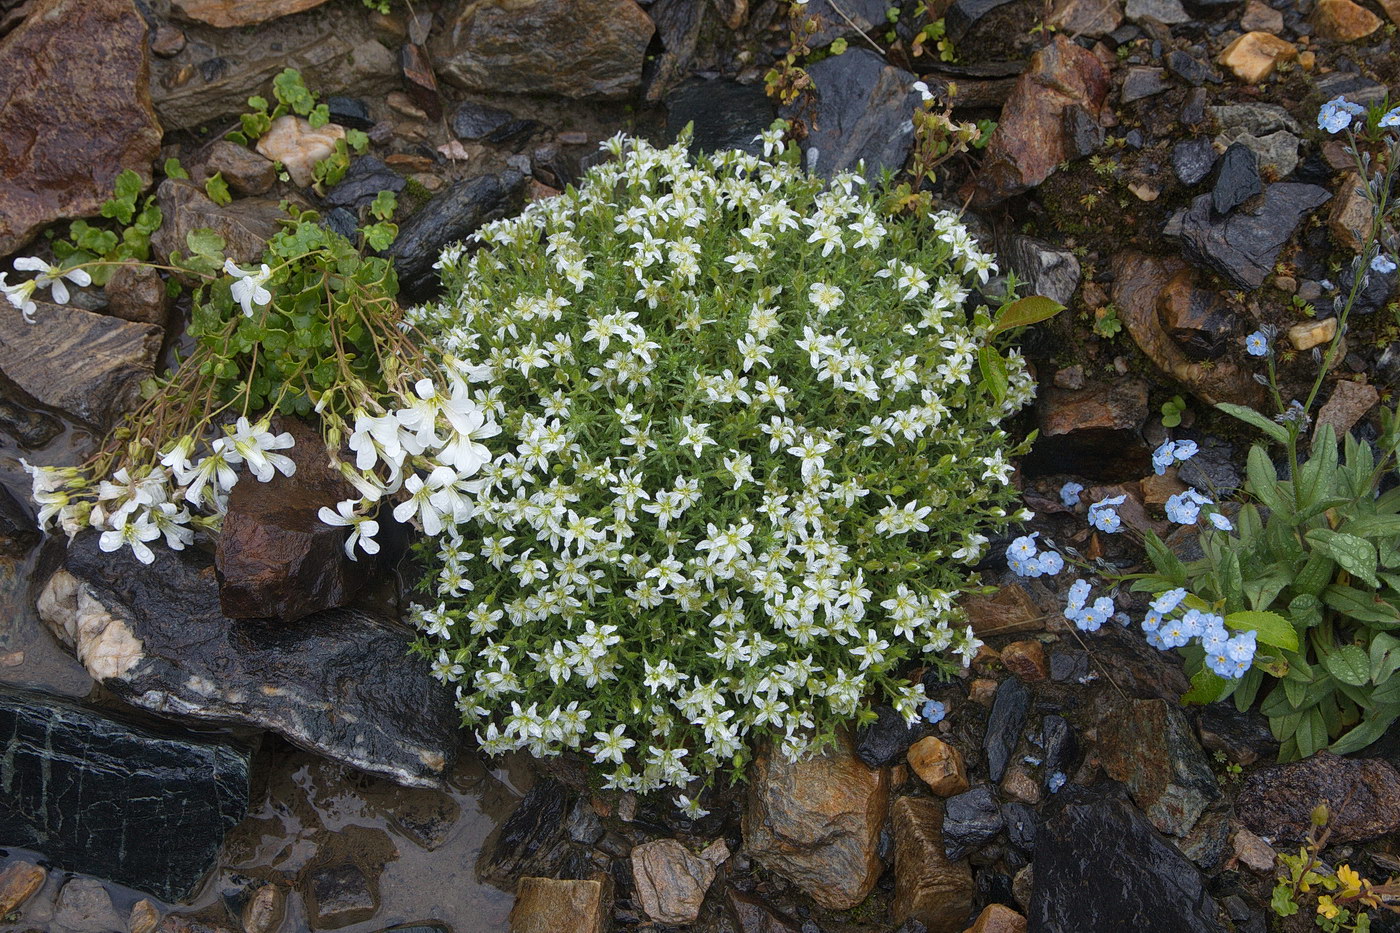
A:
[{"xmin": 404, "ymin": 128, "xmax": 1052, "ymax": 803}]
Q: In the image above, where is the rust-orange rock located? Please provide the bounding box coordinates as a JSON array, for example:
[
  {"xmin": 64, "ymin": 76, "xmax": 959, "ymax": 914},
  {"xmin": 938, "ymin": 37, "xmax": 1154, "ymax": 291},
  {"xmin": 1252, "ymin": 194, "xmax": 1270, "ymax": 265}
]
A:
[
  {"xmin": 171, "ymin": 0, "xmax": 334, "ymax": 27},
  {"xmin": 908, "ymin": 736, "xmax": 971, "ymax": 796},
  {"xmin": 891, "ymin": 796, "xmax": 975, "ymax": 933},
  {"xmin": 1312, "ymin": 0, "xmax": 1382, "ymax": 40},
  {"xmin": 1217, "ymin": 32, "xmax": 1297, "ymax": 83},
  {"xmin": 0, "ymin": 0, "xmax": 163, "ymax": 256},
  {"xmin": 1001, "ymin": 640, "xmax": 1049, "ymax": 683}
]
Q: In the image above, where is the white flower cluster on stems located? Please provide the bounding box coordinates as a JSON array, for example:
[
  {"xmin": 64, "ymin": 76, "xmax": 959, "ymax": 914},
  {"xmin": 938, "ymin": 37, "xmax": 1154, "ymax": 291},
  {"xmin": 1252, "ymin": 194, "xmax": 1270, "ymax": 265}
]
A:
[{"xmin": 401, "ymin": 128, "xmax": 1035, "ymax": 808}]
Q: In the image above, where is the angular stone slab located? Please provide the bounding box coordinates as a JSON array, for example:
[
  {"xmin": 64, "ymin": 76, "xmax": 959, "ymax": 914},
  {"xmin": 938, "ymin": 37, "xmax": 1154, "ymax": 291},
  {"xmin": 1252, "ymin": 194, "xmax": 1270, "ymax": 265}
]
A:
[
  {"xmin": 38, "ymin": 532, "xmax": 458, "ymax": 789},
  {"xmin": 0, "ymin": 686, "xmax": 250, "ymax": 901}
]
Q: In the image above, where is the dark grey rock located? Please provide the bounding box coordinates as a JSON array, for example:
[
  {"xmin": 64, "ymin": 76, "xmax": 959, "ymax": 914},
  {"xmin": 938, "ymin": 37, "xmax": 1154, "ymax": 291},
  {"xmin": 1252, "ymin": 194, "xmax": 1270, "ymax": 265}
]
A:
[
  {"xmin": 1177, "ymin": 807, "xmax": 1232, "ymax": 872},
  {"xmin": 479, "ymin": 778, "xmax": 573, "ymax": 886},
  {"xmin": 324, "ymin": 156, "xmax": 405, "ymax": 212},
  {"xmin": 1063, "ymin": 105, "xmax": 1106, "ymax": 159},
  {"xmin": 1165, "ymin": 50, "xmax": 1218, "ymax": 86},
  {"xmin": 783, "ymin": 48, "xmax": 920, "ymax": 179},
  {"xmin": 1175, "ymin": 435, "xmax": 1241, "ymax": 496},
  {"xmin": 1097, "ymin": 698, "xmax": 1221, "ymax": 838},
  {"xmin": 1236, "ymin": 752, "xmax": 1400, "ymax": 844},
  {"xmin": 1040, "ymin": 714, "xmax": 1077, "ymax": 787},
  {"xmin": 805, "ymin": 0, "xmax": 890, "ymax": 47},
  {"xmin": 1126, "ymin": 0, "xmax": 1191, "ymax": 24},
  {"xmin": 40, "ymin": 532, "xmax": 457, "ymax": 789},
  {"xmin": 666, "ymin": 79, "xmax": 778, "ymax": 157},
  {"xmin": 1195, "ymin": 701, "xmax": 1277, "ymax": 766},
  {"xmin": 388, "ymin": 171, "xmax": 528, "ymax": 297},
  {"xmin": 1002, "ymin": 801, "xmax": 1039, "ymax": 853},
  {"xmin": 855, "ymin": 704, "xmax": 926, "ymax": 768},
  {"xmin": 307, "ymin": 862, "xmax": 378, "ymax": 928},
  {"xmin": 0, "ymin": 687, "xmax": 250, "ymax": 901},
  {"xmin": 565, "ymin": 797, "xmax": 605, "ymax": 846},
  {"xmin": 323, "ymin": 206, "xmax": 359, "ymax": 241},
  {"xmin": 327, "ymin": 96, "xmax": 373, "ymax": 130},
  {"xmin": 1354, "ymin": 263, "xmax": 1398, "ymax": 315},
  {"xmin": 943, "ymin": 787, "xmax": 1003, "ymax": 860},
  {"xmin": 1029, "ymin": 784, "xmax": 1224, "ymax": 932},
  {"xmin": 1172, "ymin": 138, "xmax": 1216, "ymax": 186},
  {"xmin": 1049, "ymin": 650, "xmax": 1091, "ymax": 683},
  {"xmin": 1314, "ymin": 71, "xmax": 1388, "ymax": 107},
  {"xmin": 985, "ymin": 677, "xmax": 1029, "ymax": 782},
  {"xmin": 946, "ymin": 0, "xmax": 1019, "ymax": 38},
  {"xmin": 1000, "ymin": 234, "xmax": 1082, "ymax": 305},
  {"xmin": 451, "ymin": 101, "xmax": 516, "ymax": 140},
  {"xmin": 1122, "ymin": 66, "xmax": 1171, "ymax": 103},
  {"xmin": 1212, "ymin": 143, "xmax": 1261, "ymax": 215},
  {"xmin": 1173, "ymin": 183, "xmax": 1331, "ymax": 289},
  {"xmin": 1181, "ymin": 87, "xmax": 1208, "ymax": 127}
]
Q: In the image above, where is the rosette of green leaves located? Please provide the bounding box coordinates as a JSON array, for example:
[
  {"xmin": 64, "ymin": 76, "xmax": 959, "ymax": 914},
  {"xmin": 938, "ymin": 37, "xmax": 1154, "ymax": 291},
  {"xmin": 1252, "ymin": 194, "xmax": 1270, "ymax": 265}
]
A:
[{"xmin": 49, "ymin": 169, "xmax": 162, "ymax": 286}]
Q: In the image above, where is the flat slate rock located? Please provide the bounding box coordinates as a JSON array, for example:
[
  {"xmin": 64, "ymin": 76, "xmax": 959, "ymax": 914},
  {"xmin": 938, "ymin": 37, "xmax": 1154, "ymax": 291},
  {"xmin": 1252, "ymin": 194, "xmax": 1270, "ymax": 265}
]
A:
[
  {"xmin": 388, "ymin": 171, "xmax": 528, "ymax": 297},
  {"xmin": 38, "ymin": 532, "xmax": 457, "ymax": 789},
  {"xmin": 0, "ymin": 686, "xmax": 250, "ymax": 901},
  {"xmin": 666, "ymin": 79, "xmax": 778, "ymax": 157},
  {"xmin": 784, "ymin": 48, "xmax": 921, "ymax": 179},
  {"xmin": 1173, "ymin": 183, "xmax": 1330, "ymax": 289}
]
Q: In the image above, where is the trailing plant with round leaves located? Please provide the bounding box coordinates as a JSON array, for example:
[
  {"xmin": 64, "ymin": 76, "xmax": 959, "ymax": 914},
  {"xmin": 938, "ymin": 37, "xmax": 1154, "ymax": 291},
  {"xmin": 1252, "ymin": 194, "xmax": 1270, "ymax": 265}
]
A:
[{"xmin": 403, "ymin": 128, "xmax": 1058, "ymax": 807}]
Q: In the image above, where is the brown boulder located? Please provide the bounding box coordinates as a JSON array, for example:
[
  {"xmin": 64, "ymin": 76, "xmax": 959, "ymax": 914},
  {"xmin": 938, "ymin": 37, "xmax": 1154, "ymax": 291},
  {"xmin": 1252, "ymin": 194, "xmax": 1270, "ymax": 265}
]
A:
[
  {"xmin": 172, "ymin": 0, "xmax": 334, "ymax": 27},
  {"xmin": 1312, "ymin": 0, "xmax": 1382, "ymax": 40},
  {"xmin": 103, "ymin": 262, "xmax": 171, "ymax": 326},
  {"xmin": 201, "ymin": 141, "xmax": 277, "ymax": 197},
  {"xmin": 1096, "ymin": 698, "xmax": 1221, "ymax": 837},
  {"xmin": 1000, "ymin": 640, "xmax": 1049, "ymax": 683},
  {"xmin": 961, "ymin": 584, "xmax": 1044, "ymax": 638},
  {"xmin": 215, "ymin": 417, "xmax": 365, "ymax": 622},
  {"xmin": 150, "ymin": 178, "xmax": 283, "ymax": 266},
  {"xmin": 967, "ymin": 35, "xmax": 1110, "ymax": 207},
  {"xmin": 510, "ymin": 876, "xmax": 612, "ymax": 933},
  {"xmin": 1047, "ymin": 0, "xmax": 1123, "ymax": 36},
  {"xmin": 744, "ymin": 733, "xmax": 890, "ymax": 910},
  {"xmin": 1328, "ymin": 172, "xmax": 1372, "ymax": 251},
  {"xmin": 0, "ymin": 0, "xmax": 163, "ymax": 256},
  {"xmin": 891, "ymin": 796, "xmax": 975, "ymax": 933},
  {"xmin": 1157, "ymin": 268, "xmax": 1236, "ymax": 360},
  {"xmin": 1031, "ymin": 378, "xmax": 1151, "ymax": 477},
  {"xmin": 908, "ymin": 736, "xmax": 971, "ymax": 797},
  {"xmin": 1110, "ymin": 251, "xmax": 1266, "ymax": 408},
  {"xmin": 433, "ymin": 0, "xmax": 655, "ymax": 100},
  {"xmin": 0, "ymin": 861, "xmax": 46, "ymax": 916},
  {"xmin": 966, "ymin": 903, "xmax": 1029, "ymax": 933},
  {"xmin": 1237, "ymin": 752, "xmax": 1400, "ymax": 844},
  {"xmin": 1317, "ymin": 380, "xmax": 1379, "ymax": 439},
  {"xmin": 631, "ymin": 838, "xmax": 726, "ymax": 925}
]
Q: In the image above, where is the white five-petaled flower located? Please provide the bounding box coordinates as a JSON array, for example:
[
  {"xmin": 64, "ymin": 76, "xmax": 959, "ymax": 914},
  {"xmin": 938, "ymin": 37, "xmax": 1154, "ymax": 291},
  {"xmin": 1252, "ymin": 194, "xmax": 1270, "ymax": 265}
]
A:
[
  {"xmin": 224, "ymin": 259, "xmax": 273, "ymax": 316},
  {"xmin": 11, "ymin": 256, "xmax": 92, "ymax": 309},
  {"xmin": 319, "ymin": 498, "xmax": 382, "ymax": 559}
]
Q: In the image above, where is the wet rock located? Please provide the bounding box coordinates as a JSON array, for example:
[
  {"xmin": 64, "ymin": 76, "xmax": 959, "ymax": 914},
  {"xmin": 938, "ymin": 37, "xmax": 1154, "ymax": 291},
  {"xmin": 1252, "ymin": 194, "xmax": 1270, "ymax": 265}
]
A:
[
  {"xmin": 1097, "ymin": 698, "xmax": 1221, "ymax": 837},
  {"xmin": 1217, "ymin": 32, "xmax": 1296, "ymax": 83},
  {"xmin": 242, "ymin": 885, "xmax": 286, "ymax": 933},
  {"xmin": 1165, "ymin": 50, "xmax": 1218, "ymax": 86},
  {"xmin": 1288, "ymin": 316, "xmax": 1336, "ymax": 350},
  {"xmin": 510, "ymin": 877, "xmax": 612, "ymax": 933},
  {"xmin": 151, "ymin": 5, "xmax": 398, "ymax": 129},
  {"xmin": 1111, "ymin": 252, "xmax": 1265, "ymax": 407},
  {"xmin": 39, "ymin": 534, "xmax": 457, "ymax": 788},
  {"xmin": 389, "ymin": 171, "xmax": 528, "ymax": 297},
  {"xmin": 1040, "ymin": 714, "xmax": 1078, "ymax": 786},
  {"xmin": 104, "ymin": 261, "xmax": 172, "ymax": 326},
  {"xmin": 785, "ymin": 48, "xmax": 920, "ymax": 179},
  {"xmin": 202, "ymin": 141, "xmax": 277, "ymax": 197},
  {"xmin": 1231, "ymin": 827, "xmax": 1276, "ymax": 873},
  {"xmin": 1050, "ymin": 650, "xmax": 1091, "ymax": 683},
  {"xmin": 54, "ymin": 878, "xmax": 125, "ymax": 933},
  {"xmin": 1178, "ymin": 807, "xmax": 1232, "ymax": 872},
  {"xmin": 856, "ymin": 704, "xmax": 925, "ymax": 768},
  {"xmin": 946, "ymin": 0, "xmax": 1020, "ymax": 39},
  {"xmin": 666, "ymin": 79, "xmax": 777, "ymax": 157},
  {"xmin": 968, "ymin": 904, "xmax": 1027, "ymax": 933},
  {"xmin": 1001, "ymin": 640, "xmax": 1048, "ymax": 683},
  {"xmin": 1240, "ymin": 0, "xmax": 1284, "ymax": 31},
  {"xmin": 451, "ymin": 100, "xmax": 516, "ymax": 140},
  {"xmin": 1172, "ymin": 139, "xmax": 1216, "ymax": 186},
  {"xmin": 891, "ymin": 797, "xmax": 974, "ymax": 933},
  {"xmin": 909, "ymin": 736, "xmax": 971, "ymax": 796},
  {"xmin": 1195, "ymin": 703, "xmax": 1276, "ymax": 766},
  {"xmin": 1001, "ymin": 763, "xmax": 1043, "ymax": 805},
  {"xmin": 725, "ymin": 888, "xmax": 802, "ymax": 933},
  {"xmin": 254, "ymin": 115, "xmax": 346, "ymax": 188},
  {"xmin": 986, "ymin": 678, "xmax": 1029, "ymax": 782},
  {"xmin": 1003, "ymin": 801, "xmax": 1039, "ymax": 853},
  {"xmin": 804, "ymin": 0, "xmax": 890, "ymax": 47},
  {"xmin": 327, "ymin": 96, "xmax": 372, "ymax": 130},
  {"xmin": 1314, "ymin": 71, "xmax": 1389, "ymax": 106},
  {"xmin": 0, "ymin": 300, "xmax": 160, "ymax": 429},
  {"xmin": 1317, "ymin": 380, "xmax": 1379, "ymax": 439},
  {"xmin": 1173, "ymin": 183, "xmax": 1331, "ymax": 289},
  {"xmin": 172, "ymin": 0, "xmax": 334, "ymax": 26},
  {"xmin": 1158, "ymin": 268, "xmax": 1237, "ymax": 359},
  {"xmin": 1126, "ymin": 0, "xmax": 1191, "ymax": 23},
  {"xmin": 1212, "ymin": 143, "xmax": 1261, "ymax": 215},
  {"xmin": 324, "ymin": 157, "xmax": 406, "ymax": 213},
  {"xmin": 151, "ymin": 178, "xmax": 284, "ymax": 266},
  {"xmin": 999, "ymin": 234, "xmax": 1081, "ymax": 306},
  {"xmin": 565, "ymin": 798, "xmax": 605, "ymax": 846},
  {"xmin": 433, "ymin": 0, "xmax": 654, "ymax": 100},
  {"xmin": 1312, "ymin": 0, "xmax": 1382, "ymax": 39},
  {"xmin": 215, "ymin": 417, "xmax": 366, "ymax": 622},
  {"xmin": 943, "ymin": 787, "xmax": 1003, "ymax": 860},
  {"xmin": 306, "ymin": 862, "xmax": 378, "ymax": 928},
  {"xmin": 1122, "ymin": 66, "xmax": 1171, "ymax": 102},
  {"xmin": 0, "ymin": 861, "xmax": 46, "ymax": 916},
  {"xmin": 151, "ymin": 25, "xmax": 187, "ymax": 57},
  {"xmin": 1236, "ymin": 752, "xmax": 1400, "ymax": 844},
  {"xmin": 1355, "ymin": 262, "xmax": 1398, "ymax": 315},
  {"xmin": 0, "ymin": 687, "xmax": 250, "ymax": 901},
  {"xmin": 631, "ymin": 838, "xmax": 726, "ymax": 925},
  {"xmin": 1212, "ymin": 118, "xmax": 1300, "ymax": 180},
  {"xmin": 968, "ymin": 36, "xmax": 1110, "ymax": 207},
  {"xmin": 480, "ymin": 779, "xmax": 571, "ymax": 887},
  {"xmin": 961, "ymin": 583, "xmax": 1044, "ymax": 638},
  {"xmin": 1047, "ymin": 0, "xmax": 1124, "ymax": 37},
  {"xmin": 1031, "ymin": 784, "xmax": 1223, "ymax": 932},
  {"xmin": 643, "ymin": 0, "xmax": 712, "ymax": 102},
  {"xmin": 1032, "ymin": 378, "xmax": 1150, "ymax": 477},
  {"xmin": 0, "ymin": 0, "xmax": 163, "ymax": 257},
  {"xmin": 399, "ymin": 42, "xmax": 441, "ymax": 122},
  {"xmin": 744, "ymin": 732, "xmax": 890, "ymax": 910}
]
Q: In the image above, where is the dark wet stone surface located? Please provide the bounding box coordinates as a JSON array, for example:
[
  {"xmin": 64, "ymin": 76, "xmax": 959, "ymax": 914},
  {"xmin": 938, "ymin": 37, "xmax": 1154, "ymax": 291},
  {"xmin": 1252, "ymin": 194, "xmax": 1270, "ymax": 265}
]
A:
[
  {"xmin": 324, "ymin": 156, "xmax": 406, "ymax": 212},
  {"xmin": 1236, "ymin": 752, "xmax": 1400, "ymax": 844},
  {"xmin": 451, "ymin": 100, "xmax": 518, "ymax": 140},
  {"xmin": 1030, "ymin": 783, "xmax": 1224, "ymax": 932},
  {"xmin": 986, "ymin": 678, "xmax": 1029, "ymax": 783},
  {"xmin": 1002, "ymin": 801, "xmax": 1039, "ymax": 853},
  {"xmin": 389, "ymin": 171, "xmax": 528, "ymax": 297},
  {"xmin": 45, "ymin": 532, "xmax": 457, "ymax": 788},
  {"xmin": 1211, "ymin": 143, "xmax": 1261, "ymax": 215},
  {"xmin": 785, "ymin": 48, "xmax": 920, "ymax": 179},
  {"xmin": 942, "ymin": 787, "xmax": 1003, "ymax": 860},
  {"xmin": 666, "ymin": 79, "xmax": 777, "ymax": 157},
  {"xmin": 478, "ymin": 777, "xmax": 572, "ymax": 888},
  {"xmin": 0, "ymin": 686, "xmax": 250, "ymax": 902},
  {"xmin": 1173, "ymin": 138, "xmax": 1216, "ymax": 186},
  {"xmin": 855, "ymin": 705, "xmax": 927, "ymax": 768},
  {"xmin": 1174, "ymin": 183, "xmax": 1331, "ymax": 289}
]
